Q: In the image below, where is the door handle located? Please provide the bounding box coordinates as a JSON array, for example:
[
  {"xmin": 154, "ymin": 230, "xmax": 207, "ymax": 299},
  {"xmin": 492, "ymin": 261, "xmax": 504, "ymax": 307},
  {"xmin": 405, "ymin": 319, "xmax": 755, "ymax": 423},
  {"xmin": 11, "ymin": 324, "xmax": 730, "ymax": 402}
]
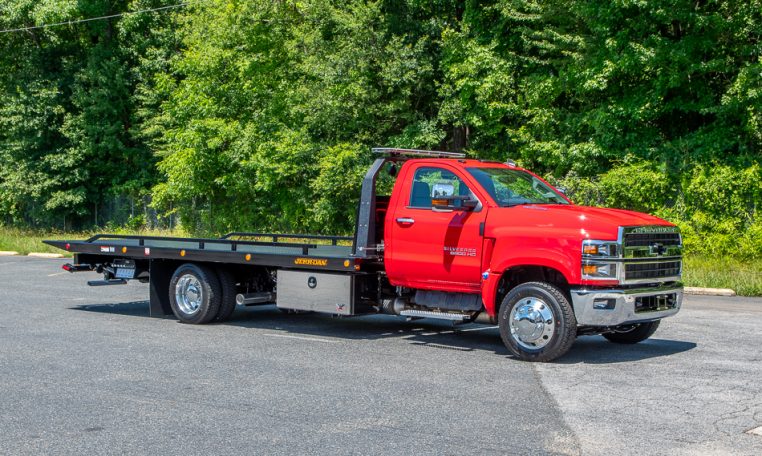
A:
[{"xmin": 396, "ymin": 217, "xmax": 415, "ymax": 225}]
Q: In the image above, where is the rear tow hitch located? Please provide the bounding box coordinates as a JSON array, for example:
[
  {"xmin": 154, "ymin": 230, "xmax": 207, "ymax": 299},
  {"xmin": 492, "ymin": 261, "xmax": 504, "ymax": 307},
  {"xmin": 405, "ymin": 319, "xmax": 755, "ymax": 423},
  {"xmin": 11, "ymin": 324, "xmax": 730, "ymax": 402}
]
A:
[{"xmin": 62, "ymin": 263, "xmax": 93, "ymax": 273}]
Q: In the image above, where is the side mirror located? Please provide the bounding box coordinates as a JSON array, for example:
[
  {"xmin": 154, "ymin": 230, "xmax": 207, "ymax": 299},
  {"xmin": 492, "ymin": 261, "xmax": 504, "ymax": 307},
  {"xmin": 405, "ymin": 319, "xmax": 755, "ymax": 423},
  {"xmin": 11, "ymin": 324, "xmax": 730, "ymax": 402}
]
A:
[{"xmin": 432, "ymin": 195, "xmax": 478, "ymax": 212}]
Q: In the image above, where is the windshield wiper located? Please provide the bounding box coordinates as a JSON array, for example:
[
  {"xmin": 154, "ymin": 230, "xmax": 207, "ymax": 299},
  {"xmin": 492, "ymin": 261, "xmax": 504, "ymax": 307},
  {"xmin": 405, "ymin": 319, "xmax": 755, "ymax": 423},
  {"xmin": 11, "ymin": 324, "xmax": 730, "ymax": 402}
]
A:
[{"xmin": 504, "ymin": 202, "xmax": 550, "ymax": 207}]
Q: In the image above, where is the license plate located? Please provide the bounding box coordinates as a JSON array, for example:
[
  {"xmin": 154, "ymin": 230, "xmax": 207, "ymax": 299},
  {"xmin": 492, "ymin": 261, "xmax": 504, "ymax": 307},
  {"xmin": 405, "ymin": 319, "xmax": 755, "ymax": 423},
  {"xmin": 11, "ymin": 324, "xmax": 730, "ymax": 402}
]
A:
[{"xmin": 115, "ymin": 268, "xmax": 135, "ymax": 279}]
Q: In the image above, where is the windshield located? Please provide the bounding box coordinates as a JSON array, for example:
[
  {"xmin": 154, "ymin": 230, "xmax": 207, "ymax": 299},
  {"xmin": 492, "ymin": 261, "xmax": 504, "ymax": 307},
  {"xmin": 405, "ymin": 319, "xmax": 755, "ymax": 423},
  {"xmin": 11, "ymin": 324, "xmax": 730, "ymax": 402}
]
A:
[{"xmin": 466, "ymin": 167, "xmax": 569, "ymax": 207}]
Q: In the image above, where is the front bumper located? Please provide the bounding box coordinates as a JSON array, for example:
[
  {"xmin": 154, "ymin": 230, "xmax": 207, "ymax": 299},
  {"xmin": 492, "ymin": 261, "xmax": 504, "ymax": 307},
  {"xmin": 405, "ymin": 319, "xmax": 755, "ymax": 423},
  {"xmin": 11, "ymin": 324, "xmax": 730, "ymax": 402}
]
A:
[{"xmin": 570, "ymin": 283, "xmax": 683, "ymax": 326}]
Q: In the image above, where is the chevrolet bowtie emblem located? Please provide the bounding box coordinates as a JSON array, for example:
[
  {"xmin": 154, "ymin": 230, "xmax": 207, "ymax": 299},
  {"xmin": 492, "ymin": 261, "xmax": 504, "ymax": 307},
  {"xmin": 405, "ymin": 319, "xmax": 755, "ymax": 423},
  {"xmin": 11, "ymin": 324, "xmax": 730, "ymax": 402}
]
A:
[{"xmin": 649, "ymin": 243, "xmax": 666, "ymax": 256}]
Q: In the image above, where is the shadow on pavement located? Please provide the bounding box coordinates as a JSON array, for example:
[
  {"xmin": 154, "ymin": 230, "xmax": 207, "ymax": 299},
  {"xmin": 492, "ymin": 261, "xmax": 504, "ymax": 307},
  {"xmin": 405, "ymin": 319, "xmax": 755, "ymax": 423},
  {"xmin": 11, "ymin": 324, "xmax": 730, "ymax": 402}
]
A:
[
  {"xmin": 70, "ymin": 301, "xmax": 509, "ymax": 353},
  {"xmin": 71, "ymin": 301, "xmax": 695, "ymax": 362},
  {"xmin": 70, "ymin": 301, "xmax": 157, "ymax": 317},
  {"xmin": 557, "ymin": 336, "xmax": 697, "ymax": 364}
]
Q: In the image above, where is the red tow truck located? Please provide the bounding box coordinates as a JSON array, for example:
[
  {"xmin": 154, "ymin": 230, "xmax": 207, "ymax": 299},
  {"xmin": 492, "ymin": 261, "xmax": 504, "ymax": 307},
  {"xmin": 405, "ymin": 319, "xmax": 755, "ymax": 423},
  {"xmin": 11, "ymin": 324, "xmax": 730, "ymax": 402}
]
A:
[{"xmin": 47, "ymin": 148, "xmax": 683, "ymax": 361}]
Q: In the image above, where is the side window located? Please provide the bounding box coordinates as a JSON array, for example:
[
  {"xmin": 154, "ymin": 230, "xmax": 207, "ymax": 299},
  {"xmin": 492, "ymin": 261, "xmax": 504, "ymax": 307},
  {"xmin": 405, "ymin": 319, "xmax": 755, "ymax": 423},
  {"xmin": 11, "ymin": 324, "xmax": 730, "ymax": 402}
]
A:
[{"xmin": 408, "ymin": 167, "xmax": 472, "ymax": 209}]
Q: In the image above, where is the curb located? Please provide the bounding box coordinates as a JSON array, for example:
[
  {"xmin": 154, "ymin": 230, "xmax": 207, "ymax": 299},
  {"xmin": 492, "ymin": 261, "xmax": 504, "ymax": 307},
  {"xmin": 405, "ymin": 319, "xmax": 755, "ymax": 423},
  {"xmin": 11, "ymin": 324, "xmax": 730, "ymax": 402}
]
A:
[
  {"xmin": 27, "ymin": 252, "xmax": 65, "ymax": 259},
  {"xmin": 684, "ymin": 287, "xmax": 736, "ymax": 297},
  {"xmin": 0, "ymin": 251, "xmax": 20, "ymax": 256}
]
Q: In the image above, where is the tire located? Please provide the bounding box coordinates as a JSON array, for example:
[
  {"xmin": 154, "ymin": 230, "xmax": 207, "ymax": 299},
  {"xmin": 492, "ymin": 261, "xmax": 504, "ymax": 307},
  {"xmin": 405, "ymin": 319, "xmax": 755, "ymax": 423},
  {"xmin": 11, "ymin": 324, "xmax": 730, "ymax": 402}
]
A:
[
  {"xmin": 603, "ymin": 320, "xmax": 660, "ymax": 344},
  {"xmin": 214, "ymin": 268, "xmax": 237, "ymax": 322},
  {"xmin": 168, "ymin": 263, "xmax": 222, "ymax": 324},
  {"xmin": 498, "ymin": 282, "xmax": 577, "ymax": 362}
]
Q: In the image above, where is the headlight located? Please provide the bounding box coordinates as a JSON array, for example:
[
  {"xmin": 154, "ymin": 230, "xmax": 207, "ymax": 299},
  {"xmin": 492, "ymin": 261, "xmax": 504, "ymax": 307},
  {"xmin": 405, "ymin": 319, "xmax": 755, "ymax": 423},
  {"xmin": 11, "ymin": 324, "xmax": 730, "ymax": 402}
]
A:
[
  {"xmin": 582, "ymin": 261, "xmax": 617, "ymax": 279},
  {"xmin": 582, "ymin": 240, "xmax": 619, "ymax": 257},
  {"xmin": 582, "ymin": 240, "xmax": 620, "ymax": 280}
]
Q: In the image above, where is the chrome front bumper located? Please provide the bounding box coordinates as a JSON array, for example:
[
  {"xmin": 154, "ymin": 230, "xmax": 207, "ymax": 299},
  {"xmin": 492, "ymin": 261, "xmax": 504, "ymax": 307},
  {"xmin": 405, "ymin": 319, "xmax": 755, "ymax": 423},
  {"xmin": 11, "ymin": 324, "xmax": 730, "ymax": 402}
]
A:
[{"xmin": 570, "ymin": 283, "xmax": 683, "ymax": 327}]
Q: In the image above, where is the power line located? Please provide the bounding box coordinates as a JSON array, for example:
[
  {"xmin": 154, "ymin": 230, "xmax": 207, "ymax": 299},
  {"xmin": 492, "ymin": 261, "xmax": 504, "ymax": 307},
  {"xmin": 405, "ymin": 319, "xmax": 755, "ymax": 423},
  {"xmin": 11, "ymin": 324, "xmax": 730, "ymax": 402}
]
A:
[{"xmin": 0, "ymin": 2, "xmax": 190, "ymax": 34}]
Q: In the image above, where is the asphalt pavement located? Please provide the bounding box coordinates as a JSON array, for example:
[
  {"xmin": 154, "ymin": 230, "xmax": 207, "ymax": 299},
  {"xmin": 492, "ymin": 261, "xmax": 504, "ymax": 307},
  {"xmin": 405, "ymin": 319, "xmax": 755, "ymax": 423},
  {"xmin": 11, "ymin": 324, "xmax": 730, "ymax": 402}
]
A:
[{"xmin": 1, "ymin": 257, "xmax": 761, "ymax": 455}]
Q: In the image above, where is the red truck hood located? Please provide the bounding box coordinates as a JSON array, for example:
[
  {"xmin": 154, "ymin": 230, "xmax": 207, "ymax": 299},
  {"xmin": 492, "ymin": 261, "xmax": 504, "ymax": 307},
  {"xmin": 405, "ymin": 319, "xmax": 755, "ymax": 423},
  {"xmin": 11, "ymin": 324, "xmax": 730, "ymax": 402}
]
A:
[{"xmin": 484, "ymin": 204, "xmax": 673, "ymax": 241}]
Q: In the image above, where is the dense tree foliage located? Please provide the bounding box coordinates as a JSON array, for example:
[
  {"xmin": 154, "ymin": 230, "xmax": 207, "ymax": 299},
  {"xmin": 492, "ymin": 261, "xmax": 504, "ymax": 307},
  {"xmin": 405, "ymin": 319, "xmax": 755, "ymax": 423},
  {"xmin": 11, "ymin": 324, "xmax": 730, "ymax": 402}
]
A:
[{"xmin": 0, "ymin": 0, "xmax": 760, "ymax": 256}]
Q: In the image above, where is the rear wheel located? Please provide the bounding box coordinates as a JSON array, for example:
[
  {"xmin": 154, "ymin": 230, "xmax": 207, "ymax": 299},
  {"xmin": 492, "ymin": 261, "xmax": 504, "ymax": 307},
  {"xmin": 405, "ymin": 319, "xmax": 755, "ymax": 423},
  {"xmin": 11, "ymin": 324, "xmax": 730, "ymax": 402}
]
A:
[
  {"xmin": 498, "ymin": 282, "xmax": 577, "ymax": 362},
  {"xmin": 169, "ymin": 263, "xmax": 221, "ymax": 324},
  {"xmin": 214, "ymin": 268, "xmax": 237, "ymax": 322},
  {"xmin": 603, "ymin": 321, "xmax": 660, "ymax": 344}
]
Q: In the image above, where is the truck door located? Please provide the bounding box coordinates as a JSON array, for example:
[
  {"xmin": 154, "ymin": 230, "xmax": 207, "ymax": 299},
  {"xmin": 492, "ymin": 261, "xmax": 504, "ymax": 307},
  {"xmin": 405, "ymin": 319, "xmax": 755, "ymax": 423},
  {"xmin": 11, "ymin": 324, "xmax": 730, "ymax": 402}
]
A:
[{"xmin": 386, "ymin": 164, "xmax": 487, "ymax": 293}]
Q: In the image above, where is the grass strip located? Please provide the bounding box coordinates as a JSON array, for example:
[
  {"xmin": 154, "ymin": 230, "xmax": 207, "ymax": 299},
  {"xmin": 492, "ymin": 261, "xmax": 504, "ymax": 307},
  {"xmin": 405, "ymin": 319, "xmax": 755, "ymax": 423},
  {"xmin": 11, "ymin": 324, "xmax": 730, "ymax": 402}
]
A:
[
  {"xmin": 0, "ymin": 227, "xmax": 188, "ymax": 258},
  {"xmin": 683, "ymin": 255, "xmax": 762, "ymax": 297}
]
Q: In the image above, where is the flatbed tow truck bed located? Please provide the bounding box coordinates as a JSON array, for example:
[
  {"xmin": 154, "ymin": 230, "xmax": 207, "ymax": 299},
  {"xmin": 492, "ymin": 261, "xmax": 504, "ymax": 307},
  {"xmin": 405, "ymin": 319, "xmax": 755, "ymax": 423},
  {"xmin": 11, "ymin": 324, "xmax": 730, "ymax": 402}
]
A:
[
  {"xmin": 44, "ymin": 232, "xmax": 370, "ymax": 319},
  {"xmin": 44, "ymin": 232, "xmax": 357, "ymax": 272}
]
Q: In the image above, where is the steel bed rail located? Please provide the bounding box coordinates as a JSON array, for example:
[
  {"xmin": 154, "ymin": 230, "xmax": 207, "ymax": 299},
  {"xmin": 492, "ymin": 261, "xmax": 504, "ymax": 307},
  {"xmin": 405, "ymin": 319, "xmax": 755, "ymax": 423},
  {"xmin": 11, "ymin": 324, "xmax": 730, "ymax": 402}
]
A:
[
  {"xmin": 220, "ymin": 232, "xmax": 353, "ymax": 246},
  {"xmin": 83, "ymin": 233, "xmax": 321, "ymax": 255}
]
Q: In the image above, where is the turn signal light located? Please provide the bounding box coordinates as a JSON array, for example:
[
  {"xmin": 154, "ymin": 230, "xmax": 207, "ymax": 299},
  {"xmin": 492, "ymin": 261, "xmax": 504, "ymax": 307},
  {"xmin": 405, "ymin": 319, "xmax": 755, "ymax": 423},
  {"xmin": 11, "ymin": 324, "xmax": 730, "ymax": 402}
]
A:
[
  {"xmin": 582, "ymin": 262, "xmax": 615, "ymax": 279},
  {"xmin": 582, "ymin": 244, "xmax": 599, "ymax": 255},
  {"xmin": 582, "ymin": 264, "xmax": 598, "ymax": 275},
  {"xmin": 582, "ymin": 241, "xmax": 617, "ymax": 257}
]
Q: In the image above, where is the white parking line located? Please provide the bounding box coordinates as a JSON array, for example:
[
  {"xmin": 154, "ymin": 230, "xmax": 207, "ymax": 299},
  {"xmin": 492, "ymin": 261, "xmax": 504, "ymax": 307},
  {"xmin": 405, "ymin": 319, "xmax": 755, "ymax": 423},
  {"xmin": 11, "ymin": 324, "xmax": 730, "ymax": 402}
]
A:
[
  {"xmin": 458, "ymin": 325, "xmax": 498, "ymax": 332},
  {"xmin": 262, "ymin": 333, "xmax": 339, "ymax": 344},
  {"xmin": 47, "ymin": 272, "xmax": 67, "ymax": 277}
]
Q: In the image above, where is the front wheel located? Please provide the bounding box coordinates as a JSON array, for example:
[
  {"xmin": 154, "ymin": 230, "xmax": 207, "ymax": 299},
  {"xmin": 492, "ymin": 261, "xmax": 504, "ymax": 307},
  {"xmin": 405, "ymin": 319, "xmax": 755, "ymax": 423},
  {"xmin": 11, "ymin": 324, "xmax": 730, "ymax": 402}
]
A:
[
  {"xmin": 603, "ymin": 321, "xmax": 660, "ymax": 344},
  {"xmin": 498, "ymin": 282, "xmax": 577, "ymax": 362}
]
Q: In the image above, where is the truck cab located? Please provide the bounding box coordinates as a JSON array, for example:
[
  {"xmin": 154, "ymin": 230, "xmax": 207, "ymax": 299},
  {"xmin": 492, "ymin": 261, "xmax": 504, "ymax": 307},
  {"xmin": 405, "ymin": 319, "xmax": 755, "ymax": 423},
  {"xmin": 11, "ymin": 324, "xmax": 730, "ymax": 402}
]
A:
[{"xmin": 368, "ymin": 149, "xmax": 683, "ymax": 361}]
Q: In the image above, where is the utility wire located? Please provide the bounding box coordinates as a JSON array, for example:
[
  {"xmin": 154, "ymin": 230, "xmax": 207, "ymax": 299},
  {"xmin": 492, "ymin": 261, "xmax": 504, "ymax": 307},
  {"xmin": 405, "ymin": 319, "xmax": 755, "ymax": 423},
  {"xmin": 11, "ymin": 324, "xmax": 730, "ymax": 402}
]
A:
[{"xmin": 0, "ymin": 2, "xmax": 190, "ymax": 34}]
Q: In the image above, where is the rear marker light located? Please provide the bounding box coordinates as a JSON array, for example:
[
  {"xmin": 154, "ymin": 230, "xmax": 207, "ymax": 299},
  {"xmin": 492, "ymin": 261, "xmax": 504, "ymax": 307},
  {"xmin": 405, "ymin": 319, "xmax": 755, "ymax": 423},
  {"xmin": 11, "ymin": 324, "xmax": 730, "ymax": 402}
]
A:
[{"xmin": 65, "ymin": 243, "xmax": 71, "ymax": 250}]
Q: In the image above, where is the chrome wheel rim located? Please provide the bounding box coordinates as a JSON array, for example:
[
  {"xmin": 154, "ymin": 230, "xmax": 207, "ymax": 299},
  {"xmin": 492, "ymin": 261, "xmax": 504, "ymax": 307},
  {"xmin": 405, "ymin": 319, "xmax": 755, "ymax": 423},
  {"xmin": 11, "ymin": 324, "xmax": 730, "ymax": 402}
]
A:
[
  {"xmin": 509, "ymin": 297, "xmax": 555, "ymax": 350},
  {"xmin": 175, "ymin": 274, "xmax": 203, "ymax": 315}
]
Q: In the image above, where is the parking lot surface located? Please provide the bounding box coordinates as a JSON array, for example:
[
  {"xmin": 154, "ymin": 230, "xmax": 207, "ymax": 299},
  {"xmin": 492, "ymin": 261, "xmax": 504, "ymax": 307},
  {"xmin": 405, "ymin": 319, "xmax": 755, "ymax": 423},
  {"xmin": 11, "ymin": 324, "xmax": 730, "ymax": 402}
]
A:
[{"xmin": 1, "ymin": 257, "xmax": 761, "ymax": 455}]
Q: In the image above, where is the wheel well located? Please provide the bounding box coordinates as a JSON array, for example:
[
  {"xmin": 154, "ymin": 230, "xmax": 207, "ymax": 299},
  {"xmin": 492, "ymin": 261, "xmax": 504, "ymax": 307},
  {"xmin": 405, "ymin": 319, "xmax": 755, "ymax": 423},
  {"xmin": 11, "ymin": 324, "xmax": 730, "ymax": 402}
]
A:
[
  {"xmin": 495, "ymin": 265, "xmax": 570, "ymax": 314},
  {"xmin": 186, "ymin": 263, "xmax": 273, "ymax": 294}
]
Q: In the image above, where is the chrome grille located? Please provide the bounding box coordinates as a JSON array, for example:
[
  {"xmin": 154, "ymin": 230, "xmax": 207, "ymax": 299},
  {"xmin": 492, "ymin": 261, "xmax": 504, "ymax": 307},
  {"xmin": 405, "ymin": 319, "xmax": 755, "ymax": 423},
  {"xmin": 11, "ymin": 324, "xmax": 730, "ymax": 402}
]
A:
[
  {"xmin": 621, "ymin": 226, "xmax": 682, "ymax": 283},
  {"xmin": 623, "ymin": 232, "xmax": 682, "ymax": 247},
  {"xmin": 625, "ymin": 261, "xmax": 681, "ymax": 281}
]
